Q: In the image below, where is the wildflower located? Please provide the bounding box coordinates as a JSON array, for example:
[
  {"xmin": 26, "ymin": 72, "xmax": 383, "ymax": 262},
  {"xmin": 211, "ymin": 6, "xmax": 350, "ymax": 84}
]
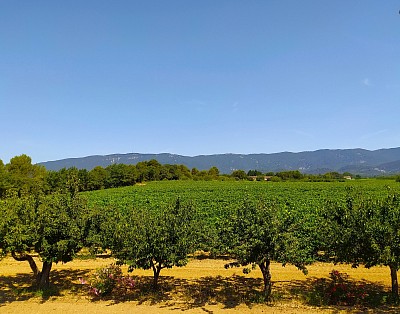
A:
[{"xmin": 90, "ymin": 287, "xmax": 100, "ymax": 296}]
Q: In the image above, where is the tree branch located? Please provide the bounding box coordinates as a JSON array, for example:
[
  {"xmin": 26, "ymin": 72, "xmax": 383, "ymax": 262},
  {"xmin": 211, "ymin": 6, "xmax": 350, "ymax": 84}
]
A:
[{"xmin": 11, "ymin": 251, "xmax": 39, "ymax": 276}]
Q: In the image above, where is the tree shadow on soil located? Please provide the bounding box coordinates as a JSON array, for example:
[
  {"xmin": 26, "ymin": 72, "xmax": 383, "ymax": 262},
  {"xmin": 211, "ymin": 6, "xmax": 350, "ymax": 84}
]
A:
[
  {"xmin": 283, "ymin": 276, "xmax": 398, "ymax": 314},
  {"xmin": 0, "ymin": 268, "xmax": 91, "ymax": 306},
  {"xmin": 100, "ymin": 274, "xmax": 266, "ymax": 310},
  {"xmin": 101, "ymin": 275, "xmax": 400, "ymax": 313},
  {"xmin": 2, "ymin": 271, "xmax": 400, "ymax": 313}
]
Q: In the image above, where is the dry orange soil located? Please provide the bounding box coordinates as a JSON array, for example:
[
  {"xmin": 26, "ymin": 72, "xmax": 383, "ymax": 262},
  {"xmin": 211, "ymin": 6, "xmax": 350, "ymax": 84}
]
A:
[{"xmin": 0, "ymin": 255, "xmax": 397, "ymax": 313}]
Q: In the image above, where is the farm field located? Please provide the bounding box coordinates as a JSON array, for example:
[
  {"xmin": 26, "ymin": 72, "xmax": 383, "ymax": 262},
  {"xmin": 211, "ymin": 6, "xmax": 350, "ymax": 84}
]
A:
[
  {"xmin": 0, "ymin": 255, "xmax": 398, "ymax": 313},
  {"xmin": 2, "ymin": 1, "xmax": 398, "ymax": 312},
  {"xmin": 84, "ymin": 179, "xmax": 400, "ymax": 219},
  {"xmin": 2, "ymin": 179, "xmax": 400, "ymax": 313}
]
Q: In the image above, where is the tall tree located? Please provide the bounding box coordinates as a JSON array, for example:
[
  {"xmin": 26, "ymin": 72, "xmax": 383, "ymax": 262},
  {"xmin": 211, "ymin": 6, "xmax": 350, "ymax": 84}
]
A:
[
  {"xmin": 219, "ymin": 199, "xmax": 315, "ymax": 299},
  {"xmin": 0, "ymin": 159, "xmax": 9, "ymax": 198},
  {"xmin": 208, "ymin": 166, "xmax": 220, "ymax": 178},
  {"xmin": 108, "ymin": 199, "xmax": 200, "ymax": 289},
  {"xmin": 231, "ymin": 170, "xmax": 247, "ymax": 180},
  {"xmin": 325, "ymin": 191, "xmax": 400, "ymax": 302},
  {"xmin": 105, "ymin": 164, "xmax": 127, "ymax": 188},
  {"xmin": 5, "ymin": 154, "xmax": 46, "ymax": 196},
  {"xmin": 88, "ymin": 166, "xmax": 108, "ymax": 190},
  {"xmin": 0, "ymin": 190, "xmax": 88, "ymax": 288}
]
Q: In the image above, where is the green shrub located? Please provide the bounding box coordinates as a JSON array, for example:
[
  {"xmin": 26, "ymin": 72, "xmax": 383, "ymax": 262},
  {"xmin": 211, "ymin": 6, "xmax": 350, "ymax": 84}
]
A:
[{"xmin": 80, "ymin": 264, "xmax": 135, "ymax": 297}]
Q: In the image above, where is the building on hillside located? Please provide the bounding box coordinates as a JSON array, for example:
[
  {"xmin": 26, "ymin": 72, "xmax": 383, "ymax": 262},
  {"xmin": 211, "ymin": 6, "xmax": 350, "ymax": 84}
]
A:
[{"xmin": 248, "ymin": 176, "xmax": 273, "ymax": 181}]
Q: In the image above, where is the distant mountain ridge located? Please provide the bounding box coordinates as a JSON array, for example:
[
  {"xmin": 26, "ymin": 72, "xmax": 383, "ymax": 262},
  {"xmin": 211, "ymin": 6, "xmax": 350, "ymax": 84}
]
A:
[{"xmin": 38, "ymin": 148, "xmax": 400, "ymax": 176}]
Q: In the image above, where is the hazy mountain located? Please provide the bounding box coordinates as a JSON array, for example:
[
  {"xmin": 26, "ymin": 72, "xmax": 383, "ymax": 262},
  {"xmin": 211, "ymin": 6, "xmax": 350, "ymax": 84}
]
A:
[{"xmin": 38, "ymin": 148, "xmax": 400, "ymax": 176}]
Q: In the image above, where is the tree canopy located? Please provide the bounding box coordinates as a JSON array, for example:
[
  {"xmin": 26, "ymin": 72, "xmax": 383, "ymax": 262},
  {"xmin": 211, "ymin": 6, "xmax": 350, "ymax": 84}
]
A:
[
  {"xmin": 0, "ymin": 190, "xmax": 89, "ymax": 288},
  {"xmin": 325, "ymin": 190, "xmax": 400, "ymax": 301},
  {"xmin": 106, "ymin": 199, "xmax": 200, "ymax": 289},
  {"xmin": 219, "ymin": 199, "xmax": 317, "ymax": 299}
]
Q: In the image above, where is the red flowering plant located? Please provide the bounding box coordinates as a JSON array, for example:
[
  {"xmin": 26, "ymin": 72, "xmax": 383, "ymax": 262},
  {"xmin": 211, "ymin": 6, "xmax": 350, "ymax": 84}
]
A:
[
  {"xmin": 309, "ymin": 270, "xmax": 368, "ymax": 306},
  {"xmin": 79, "ymin": 264, "xmax": 135, "ymax": 297}
]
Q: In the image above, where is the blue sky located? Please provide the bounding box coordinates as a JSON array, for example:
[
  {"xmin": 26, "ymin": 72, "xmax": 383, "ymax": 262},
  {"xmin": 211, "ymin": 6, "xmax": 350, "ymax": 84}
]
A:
[{"xmin": 1, "ymin": 1, "xmax": 399, "ymax": 163}]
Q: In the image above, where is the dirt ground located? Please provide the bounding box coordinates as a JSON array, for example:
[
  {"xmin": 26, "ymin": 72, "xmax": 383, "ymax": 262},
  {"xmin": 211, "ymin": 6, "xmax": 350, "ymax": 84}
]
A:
[{"xmin": 0, "ymin": 255, "xmax": 398, "ymax": 313}]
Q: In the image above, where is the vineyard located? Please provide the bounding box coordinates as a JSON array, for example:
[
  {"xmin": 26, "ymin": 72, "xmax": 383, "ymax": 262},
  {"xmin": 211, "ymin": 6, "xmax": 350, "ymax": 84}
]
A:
[
  {"xmin": 84, "ymin": 180, "xmax": 400, "ymax": 300},
  {"xmin": 86, "ymin": 178, "xmax": 399, "ymax": 203},
  {"xmin": 2, "ymin": 178, "xmax": 400, "ymax": 312},
  {"xmin": 85, "ymin": 179, "xmax": 399, "ymax": 224}
]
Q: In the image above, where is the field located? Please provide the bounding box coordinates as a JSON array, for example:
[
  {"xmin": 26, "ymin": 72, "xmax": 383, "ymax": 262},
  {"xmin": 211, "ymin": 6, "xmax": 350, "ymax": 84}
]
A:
[
  {"xmin": 2, "ymin": 179, "xmax": 400, "ymax": 313},
  {"xmin": 84, "ymin": 179, "xmax": 400, "ymax": 221},
  {"xmin": 0, "ymin": 254, "xmax": 398, "ymax": 313}
]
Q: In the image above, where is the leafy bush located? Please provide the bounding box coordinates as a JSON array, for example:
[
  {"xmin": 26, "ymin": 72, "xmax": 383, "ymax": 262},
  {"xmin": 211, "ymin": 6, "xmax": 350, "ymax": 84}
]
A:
[
  {"xmin": 80, "ymin": 264, "xmax": 135, "ymax": 297},
  {"xmin": 308, "ymin": 270, "xmax": 368, "ymax": 306}
]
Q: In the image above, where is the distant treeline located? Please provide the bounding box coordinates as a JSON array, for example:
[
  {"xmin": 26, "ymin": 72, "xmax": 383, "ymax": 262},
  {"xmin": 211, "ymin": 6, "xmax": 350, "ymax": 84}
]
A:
[{"xmin": 1, "ymin": 154, "xmax": 399, "ymax": 197}]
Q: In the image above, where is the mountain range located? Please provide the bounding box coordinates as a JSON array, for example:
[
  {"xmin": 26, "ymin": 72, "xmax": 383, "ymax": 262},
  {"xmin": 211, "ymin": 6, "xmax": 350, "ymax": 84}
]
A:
[{"xmin": 38, "ymin": 147, "xmax": 400, "ymax": 176}]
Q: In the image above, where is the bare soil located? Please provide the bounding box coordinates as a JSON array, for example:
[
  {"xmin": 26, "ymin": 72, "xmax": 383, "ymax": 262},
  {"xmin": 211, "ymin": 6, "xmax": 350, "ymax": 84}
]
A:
[{"xmin": 0, "ymin": 255, "xmax": 398, "ymax": 313}]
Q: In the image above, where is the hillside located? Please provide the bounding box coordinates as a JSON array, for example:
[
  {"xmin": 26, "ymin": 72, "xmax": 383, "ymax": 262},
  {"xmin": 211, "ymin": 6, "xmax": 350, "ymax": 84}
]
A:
[{"xmin": 38, "ymin": 147, "xmax": 400, "ymax": 176}]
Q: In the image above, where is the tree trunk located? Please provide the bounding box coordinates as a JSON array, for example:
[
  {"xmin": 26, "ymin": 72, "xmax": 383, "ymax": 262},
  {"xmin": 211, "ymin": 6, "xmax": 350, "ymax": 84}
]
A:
[
  {"xmin": 37, "ymin": 261, "xmax": 52, "ymax": 289},
  {"xmin": 258, "ymin": 259, "xmax": 272, "ymax": 300},
  {"xmin": 389, "ymin": 264, "xmax": 399, "ymax": 302},
  {"xmin": 11, "ymin": 252, "xmax": 39, "ymax": 276},
  {"xmin": 151, "ymin": 261, "xmax": 162, "ymax": 290},
  {"xmin": 11, "ymin": 252, "xmax": 53, "ymax": 289},
  {"xmin": 153, "ymin": 266, "xmax": 162, "ymax": 290}
]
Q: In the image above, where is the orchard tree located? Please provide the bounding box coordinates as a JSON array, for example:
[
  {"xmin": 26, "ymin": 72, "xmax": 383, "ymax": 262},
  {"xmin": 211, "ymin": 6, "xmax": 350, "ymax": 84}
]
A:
[
  {"xmin": 219, "ymin": 199, "xmax": 316, "ymax": 299},
  {"xmin": 325, "ymin": 191, "xmax": 400, "ymax": 302},
  {"xmin": 0, "ymin": 190, "xmax": 89, "ymax": 288},
  {"xmin": 108, "ymin": 199, "xmax": 200, "ymax": 289}
]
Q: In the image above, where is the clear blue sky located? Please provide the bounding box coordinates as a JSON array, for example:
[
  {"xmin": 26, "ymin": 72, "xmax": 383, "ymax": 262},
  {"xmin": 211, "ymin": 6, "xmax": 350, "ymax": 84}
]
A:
[{"xmin": 1, "ymin": 1, "xmax": 399, "ymax": 163}]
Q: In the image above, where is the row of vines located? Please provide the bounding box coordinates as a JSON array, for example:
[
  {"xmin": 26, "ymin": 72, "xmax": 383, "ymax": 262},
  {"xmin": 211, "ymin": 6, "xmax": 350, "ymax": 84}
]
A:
[{"xmin": 1, "ymin": 179, "xmax": 400, "ymax": 304}]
